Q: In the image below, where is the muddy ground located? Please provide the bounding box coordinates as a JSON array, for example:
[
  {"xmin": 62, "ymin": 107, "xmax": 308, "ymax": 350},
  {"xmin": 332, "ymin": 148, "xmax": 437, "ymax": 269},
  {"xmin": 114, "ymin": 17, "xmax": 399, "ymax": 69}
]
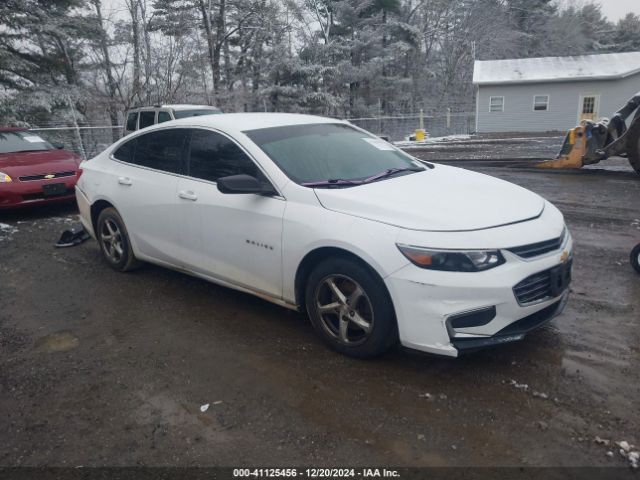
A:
[{"xmin": 0, "ymin": 157, "xmax": 639, "ymax": 469}]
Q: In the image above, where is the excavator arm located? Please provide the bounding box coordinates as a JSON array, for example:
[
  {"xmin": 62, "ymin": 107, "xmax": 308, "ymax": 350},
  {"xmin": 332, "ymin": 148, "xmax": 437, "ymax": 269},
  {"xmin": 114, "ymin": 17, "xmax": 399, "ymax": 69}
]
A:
[{"xmin": 537, "ymin": 92, "xmax": 640, "ymax": 175}]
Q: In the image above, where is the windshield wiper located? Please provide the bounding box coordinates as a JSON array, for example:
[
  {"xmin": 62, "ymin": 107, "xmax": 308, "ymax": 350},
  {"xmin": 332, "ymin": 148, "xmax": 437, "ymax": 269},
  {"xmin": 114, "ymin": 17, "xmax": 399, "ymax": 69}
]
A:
[
  {"xmin": 302, "ymin": 167, "xmax": 425, "ymax": 188},
  {"xmin": 301, "ymin": 178, "xmax": 362, "ymax": 188},
  {"xmin": 362, "ymin": 167, "xmax": 424, "ymax": 184}
]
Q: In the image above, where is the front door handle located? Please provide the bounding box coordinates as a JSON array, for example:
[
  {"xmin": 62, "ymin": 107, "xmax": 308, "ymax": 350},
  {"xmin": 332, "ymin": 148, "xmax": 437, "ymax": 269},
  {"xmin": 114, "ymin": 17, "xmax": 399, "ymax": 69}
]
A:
[
  {"xmin": 178, "ymin": 190, "xmax": 198, "ymax": 201},
  {"xmin": 118, "ymin": 176, "xmax": 132, "ymax": 186}
]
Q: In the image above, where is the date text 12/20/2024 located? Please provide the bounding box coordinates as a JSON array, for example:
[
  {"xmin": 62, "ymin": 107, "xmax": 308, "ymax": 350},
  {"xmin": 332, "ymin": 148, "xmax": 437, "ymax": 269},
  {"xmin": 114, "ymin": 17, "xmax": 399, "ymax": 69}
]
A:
[{"xmin": 233, "ymin": 468, "xmax": 401, "ymax": 478}]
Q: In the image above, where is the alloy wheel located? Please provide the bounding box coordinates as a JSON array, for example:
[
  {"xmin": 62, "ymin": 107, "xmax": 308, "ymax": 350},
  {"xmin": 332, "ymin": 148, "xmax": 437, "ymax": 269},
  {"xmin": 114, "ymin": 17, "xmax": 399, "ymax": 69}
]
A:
[
  {"xmin": 100, "ymin": 218, "xmax": 124, "ymax": 263},
  {"xmin": 314, "ymin": 274, "xmax": 374, "ymax": 346}
]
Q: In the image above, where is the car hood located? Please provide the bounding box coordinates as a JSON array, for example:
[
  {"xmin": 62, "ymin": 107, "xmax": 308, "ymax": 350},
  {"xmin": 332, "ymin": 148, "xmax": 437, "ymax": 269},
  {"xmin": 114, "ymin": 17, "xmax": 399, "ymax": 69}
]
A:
[
  {"xmin": 0, "ymin": 149, "xmax": 80, "ymax": 177},
  {"xmin": 313, "ymin": 165, "xmax": 545, "ymax": 232}
]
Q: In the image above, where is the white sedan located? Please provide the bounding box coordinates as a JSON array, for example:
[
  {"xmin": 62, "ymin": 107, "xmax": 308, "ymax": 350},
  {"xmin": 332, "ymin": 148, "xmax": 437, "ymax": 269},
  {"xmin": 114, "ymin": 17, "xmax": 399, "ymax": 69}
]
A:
[{"xmin": 76, "ymin": 113, "xmax": 573, "ymax": 358}]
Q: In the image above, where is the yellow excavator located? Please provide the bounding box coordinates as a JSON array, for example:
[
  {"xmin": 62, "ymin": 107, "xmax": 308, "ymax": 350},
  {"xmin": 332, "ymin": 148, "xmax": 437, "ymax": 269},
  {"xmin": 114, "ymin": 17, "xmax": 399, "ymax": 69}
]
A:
[{"xmin": 537, "ymin": 92, "xmax": 640, "ymax": 175}]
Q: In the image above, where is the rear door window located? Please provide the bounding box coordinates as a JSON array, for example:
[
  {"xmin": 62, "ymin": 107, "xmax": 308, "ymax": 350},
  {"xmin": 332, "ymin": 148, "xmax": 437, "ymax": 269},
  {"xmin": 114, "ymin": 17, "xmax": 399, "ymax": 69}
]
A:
[
  {"xmin": 187, "ymin": 129, "xmax": 260, "ymax": 182},
  {"xmin": 127, "ymin": 129, "xmax": 188, "ymax": 174},
  {"xmin": 139, "ymin": 111, "xmax": 156, "ymax": 129},
  {"xmin": 126, "ymin": 112, "xmax": 138, "ymax": 131}
]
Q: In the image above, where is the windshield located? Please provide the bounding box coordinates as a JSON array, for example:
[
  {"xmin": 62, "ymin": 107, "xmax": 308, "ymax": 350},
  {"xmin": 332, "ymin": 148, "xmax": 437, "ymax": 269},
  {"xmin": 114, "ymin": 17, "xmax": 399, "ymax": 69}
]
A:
[
  {"xmin": 0, "ymin": 131, "xmax": 54, "ymax": 154},
  {"xmin": 173, "ymin": 109, "xmax": 222, "ymax": 119},
  {"xmin": 244, "ymin": 123, "xmax": 423, "ymax": 185}
]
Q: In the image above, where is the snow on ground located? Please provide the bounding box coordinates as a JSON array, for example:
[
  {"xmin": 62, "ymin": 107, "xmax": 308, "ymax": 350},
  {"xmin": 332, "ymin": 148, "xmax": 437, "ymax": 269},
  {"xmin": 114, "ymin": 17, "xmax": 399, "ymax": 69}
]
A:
[
  {"xmin": 0, "ymin": 216, "xmax": 77, "ymax": 243},
  {"xmin": 51, "ymin": 216, "xmax": 77, "ymax": 224},
  {"xmin": 394, "ymin": 134, "xmax": 472, "ymax": 148},
  {"xmin": 582, "ymin": 163, "xmax": 635, "ymax": 172},
  {"xmin": 0, "ymin": 223, "xmax": 18, "ymax": 242},
  {"xmin": 394, "ymin": 135, "xmax": 563, "ymax": 150}
]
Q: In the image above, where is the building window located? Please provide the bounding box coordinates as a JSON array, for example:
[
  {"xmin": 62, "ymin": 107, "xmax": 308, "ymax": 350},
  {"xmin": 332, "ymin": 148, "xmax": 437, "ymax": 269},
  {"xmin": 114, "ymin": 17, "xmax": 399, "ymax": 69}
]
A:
[
  {"xmin": 582, "ymin": 96, "xmax": 596, "ymax": 114},
  {"xmin": 489, "ymin": 96, "xmax": 504, "ymax": 112},
  {"xmin": 533, "ymin": 95, "xmax": 550, "ymax": 111}
]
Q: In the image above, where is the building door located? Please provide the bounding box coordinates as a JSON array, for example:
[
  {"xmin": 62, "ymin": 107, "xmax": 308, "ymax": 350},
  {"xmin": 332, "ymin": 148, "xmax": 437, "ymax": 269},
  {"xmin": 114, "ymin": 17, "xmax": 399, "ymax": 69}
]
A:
[{"xmin": 579, "ymin": 95, "xmax": 599, "ymax": 122}]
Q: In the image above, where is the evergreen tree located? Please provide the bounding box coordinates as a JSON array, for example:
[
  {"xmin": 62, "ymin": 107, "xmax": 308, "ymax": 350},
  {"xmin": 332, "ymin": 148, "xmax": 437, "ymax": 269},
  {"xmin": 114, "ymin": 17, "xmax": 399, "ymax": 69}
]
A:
[{"xmin": 613, "ymin": 13, "xmax": 640, "ymax": 52}]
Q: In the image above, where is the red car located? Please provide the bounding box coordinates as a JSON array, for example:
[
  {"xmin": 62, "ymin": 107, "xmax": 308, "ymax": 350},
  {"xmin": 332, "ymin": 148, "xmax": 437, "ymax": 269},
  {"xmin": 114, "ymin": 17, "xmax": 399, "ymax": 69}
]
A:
[{"xmin": 0, "ymin": 127, "xmax": 82, "ymax": 208}]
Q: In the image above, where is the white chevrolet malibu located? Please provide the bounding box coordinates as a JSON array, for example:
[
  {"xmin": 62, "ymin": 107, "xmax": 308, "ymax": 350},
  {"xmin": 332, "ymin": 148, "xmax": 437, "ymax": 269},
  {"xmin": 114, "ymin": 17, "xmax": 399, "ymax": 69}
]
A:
[{"xmin": 76, "ymin": 113, "xmax": 573, "ymax": 358}]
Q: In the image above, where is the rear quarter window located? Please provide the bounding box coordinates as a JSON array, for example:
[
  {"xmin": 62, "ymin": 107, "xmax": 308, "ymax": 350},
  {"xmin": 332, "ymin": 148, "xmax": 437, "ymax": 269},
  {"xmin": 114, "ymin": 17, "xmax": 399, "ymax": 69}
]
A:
[{"xmin": 113, "ymin": 138, "xmax": 136, "ymax": 162}]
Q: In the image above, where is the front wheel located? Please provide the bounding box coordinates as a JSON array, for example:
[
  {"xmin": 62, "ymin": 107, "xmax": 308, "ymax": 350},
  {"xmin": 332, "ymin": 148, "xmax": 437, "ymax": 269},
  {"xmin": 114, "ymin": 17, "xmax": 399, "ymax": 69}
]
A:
[
  {"xmin": 631, "ymin": 244, "xmax": 640, "ymax": 274},
  {"xmin": 96, "ymin": 207, "xmax": 140, "ymax": 272},
  {"xmin": 305, "ymin": 257, "xmax": 398, "ymax": 358}
]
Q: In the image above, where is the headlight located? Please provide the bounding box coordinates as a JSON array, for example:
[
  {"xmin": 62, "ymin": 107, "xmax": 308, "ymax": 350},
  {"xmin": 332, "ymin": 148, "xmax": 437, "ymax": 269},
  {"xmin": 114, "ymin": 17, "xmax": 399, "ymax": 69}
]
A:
[
  {"xmin": 397, "ymin": 244, "xmax": 505, "ymax": 272},
  {"xmin": 0, "ymin": 172, "xmax": 12, "ymax": 183}
]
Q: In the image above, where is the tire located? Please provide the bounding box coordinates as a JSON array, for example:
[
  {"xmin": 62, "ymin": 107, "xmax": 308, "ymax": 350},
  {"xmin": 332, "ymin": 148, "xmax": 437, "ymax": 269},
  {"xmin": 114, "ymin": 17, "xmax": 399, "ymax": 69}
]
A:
[
  {"xmin": 96, "ymin": 207, "xmax": 140, "ymax": 272},
  {"xmin": 631, "ymin": 244, "xmax": 640, "ymax": 274},
  {"xmin": 305, "ymin": 257, "xmax": 398, "ymax": 358},
  {"xmin": 626, "ymin": 119, "xmax": 640, "ymax": 175}
]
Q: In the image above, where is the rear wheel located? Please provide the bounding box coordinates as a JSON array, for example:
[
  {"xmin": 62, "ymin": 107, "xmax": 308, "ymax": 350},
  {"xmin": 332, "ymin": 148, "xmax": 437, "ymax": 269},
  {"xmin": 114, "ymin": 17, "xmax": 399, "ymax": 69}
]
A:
[
  {"xmin": 626, "ymin": 119, "xmax": 640, "ymax": 175},
  {"xmin": 631, "ymin": 244, "xmax": 640, "ymax": 274},
  {"xmin": 305, "ymin": 257, "xmax": 398, "ymax": 358},
  {"xmin": 96, "ymin": 207, "xmax": 140, "ymax": 272}
]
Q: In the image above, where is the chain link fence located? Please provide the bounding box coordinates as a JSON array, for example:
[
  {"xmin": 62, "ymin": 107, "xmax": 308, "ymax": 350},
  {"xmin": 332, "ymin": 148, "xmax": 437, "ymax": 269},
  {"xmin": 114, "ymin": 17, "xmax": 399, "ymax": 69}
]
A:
[
  {"xmin": 27, "ymin": 112, "xmax": 476, "ymax": 159},
  {"xmin": 347, "ymin": 112, "xmax": 475, "ymax": 141},
  {"xmin": 30, "ymin": 126, "xmax": 123, "ymax": 160}
]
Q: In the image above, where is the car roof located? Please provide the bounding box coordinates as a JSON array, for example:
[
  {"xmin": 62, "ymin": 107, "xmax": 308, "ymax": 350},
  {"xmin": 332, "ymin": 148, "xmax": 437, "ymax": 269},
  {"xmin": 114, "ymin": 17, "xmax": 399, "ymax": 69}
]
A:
[
  {"xmin": 166, "ymin": 104, "xmax": 221, "ymax": 111},
  {"xmin": 167, "ymin": 112, "xmax": 344, "ymax": 132},
  {"xmin": 0, "ymin": 126, "xmax": 27, "ymax": 132},
  {"xmin": 127, "ymin": 104, "xmax": 220, "ymax": 112}
]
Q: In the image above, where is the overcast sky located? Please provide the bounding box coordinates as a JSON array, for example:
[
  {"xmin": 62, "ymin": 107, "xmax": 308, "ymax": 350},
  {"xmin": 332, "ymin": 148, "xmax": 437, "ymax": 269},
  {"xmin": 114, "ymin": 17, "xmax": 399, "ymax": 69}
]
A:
[{"xmin": 594, "ymin": 0, "xmax": 639, "ymax": 21}]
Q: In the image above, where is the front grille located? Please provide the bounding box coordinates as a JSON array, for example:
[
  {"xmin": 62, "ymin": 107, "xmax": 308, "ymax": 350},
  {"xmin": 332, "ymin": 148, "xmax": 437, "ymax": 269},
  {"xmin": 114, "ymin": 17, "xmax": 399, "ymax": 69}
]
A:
[
  {"xmin": 507, "ymin": 229, "xmax": 566, "ymax": 259},
  {"xmin": 19, "ymin": 171, "xmax": 75, "ymax": 182},
  {"xmin": 513, "ymin": 260, "xmax": 572, "ymax": 305}
]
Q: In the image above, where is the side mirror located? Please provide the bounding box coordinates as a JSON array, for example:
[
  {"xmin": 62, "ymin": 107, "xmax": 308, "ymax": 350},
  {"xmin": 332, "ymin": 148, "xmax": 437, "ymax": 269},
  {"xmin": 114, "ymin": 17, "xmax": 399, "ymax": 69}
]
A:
[
  {"xmin": 52, "ymin": 141, "xmax": 64, "ymax": 149},
  {"xmin": 217, "ymin": 174, "xmax": 276, "ymax": 195}
]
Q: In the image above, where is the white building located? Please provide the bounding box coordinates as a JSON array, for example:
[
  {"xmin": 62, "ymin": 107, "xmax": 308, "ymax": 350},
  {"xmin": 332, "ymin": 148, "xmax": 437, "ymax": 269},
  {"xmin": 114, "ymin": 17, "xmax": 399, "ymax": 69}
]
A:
[{"xmin": 473, "ymin": 52, "xmax": 640, "ymax": 133}]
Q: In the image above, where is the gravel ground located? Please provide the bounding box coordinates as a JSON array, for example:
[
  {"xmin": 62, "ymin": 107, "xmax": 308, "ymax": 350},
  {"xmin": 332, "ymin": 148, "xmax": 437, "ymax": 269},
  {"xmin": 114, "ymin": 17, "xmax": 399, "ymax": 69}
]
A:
[{"xmin": 0, "ymin": 157, "xmax": 639, "ymax": 470}]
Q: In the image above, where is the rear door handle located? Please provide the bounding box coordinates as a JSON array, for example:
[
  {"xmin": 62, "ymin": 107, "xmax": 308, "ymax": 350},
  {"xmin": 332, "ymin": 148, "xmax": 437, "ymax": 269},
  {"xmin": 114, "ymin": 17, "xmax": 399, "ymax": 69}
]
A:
[
  {"xmin": 178, "ymin": 190, "xmax": 198, "ymax": 201},
  {"xmin": 118, "ymin": 176, "xmax": 132, "ymax": 186}
]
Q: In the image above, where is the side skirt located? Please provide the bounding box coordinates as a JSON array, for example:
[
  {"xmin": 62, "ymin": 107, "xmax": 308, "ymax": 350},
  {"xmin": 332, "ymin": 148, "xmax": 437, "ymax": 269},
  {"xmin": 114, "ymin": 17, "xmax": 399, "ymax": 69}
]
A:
[{"xmin": 134, "ymin": 253, "xmax": 300, "ymax": 312}]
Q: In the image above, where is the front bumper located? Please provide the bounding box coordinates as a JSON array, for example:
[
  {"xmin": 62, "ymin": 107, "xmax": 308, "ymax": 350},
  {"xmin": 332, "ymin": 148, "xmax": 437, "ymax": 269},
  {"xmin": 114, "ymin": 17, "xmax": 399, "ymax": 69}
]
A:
[
  {"xmin": 385, "ymin": 235, "xmax": 573, "ymax": 357},
  {"xmin": 0, "ymin": 177, "xmax": 77, "ymax": 208},
  {"xmin": 450, "ymin": 292, "xmax": 568, "ymax": 353}
]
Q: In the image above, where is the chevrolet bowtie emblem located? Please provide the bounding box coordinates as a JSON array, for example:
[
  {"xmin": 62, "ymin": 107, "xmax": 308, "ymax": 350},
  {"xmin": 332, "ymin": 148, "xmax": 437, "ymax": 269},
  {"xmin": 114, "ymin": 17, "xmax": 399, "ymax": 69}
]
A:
[
  {"xmin": 560, "ymin": 250, "xmax": 569, "ymax": 263},
  {"xmin": 44, "ymin": 174, "xmax": 55, "ymax": 179}
]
